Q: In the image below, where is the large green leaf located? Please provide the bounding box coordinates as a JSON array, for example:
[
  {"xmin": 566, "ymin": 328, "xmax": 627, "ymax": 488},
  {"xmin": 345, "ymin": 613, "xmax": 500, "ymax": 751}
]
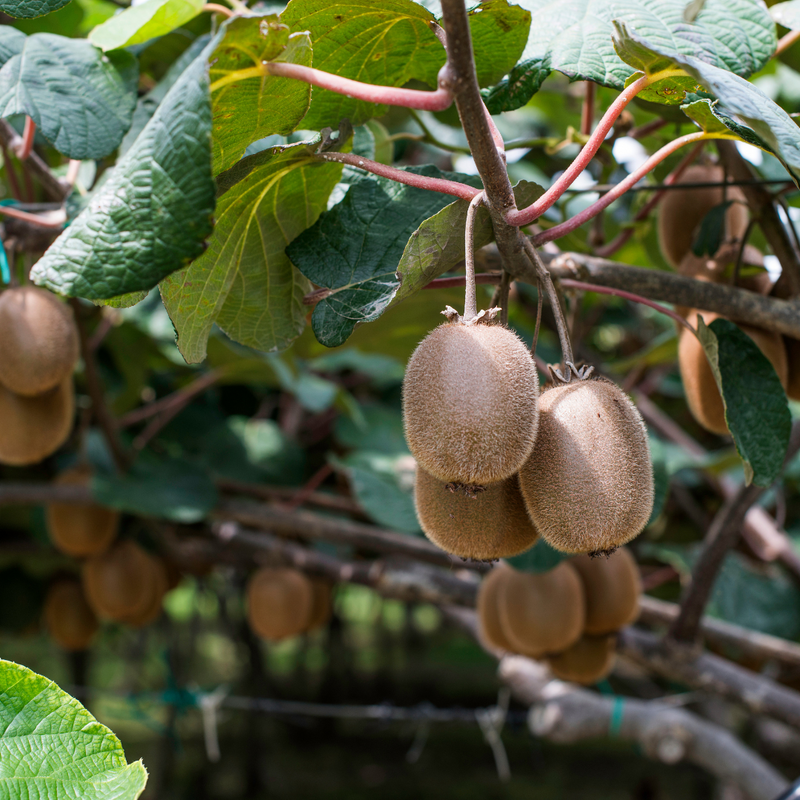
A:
[
  {"xmin": 0, "ymin": 659, "xmax": 148, "ymax": 799},
  {"xmin": 280, "ymin": 0, "xmax": 444, "ymax": 130},
  {"xmin": 483, "ymin": 0, "xmax": 776, "ymax": 112},
  {"xmin": 771, "ymin": 0, "xmax": 800, "ymax": 30},
  {"xmin": 694, "ymin": 317, "xmax": 791, "ymax": 487},
  {"xmin": 287, "ymin": 166, "xmax": 481, "ymax": 348},
  {"xmin": 466, "ymin": 0, "xmax": 531, "ymax": 87},
  {"xmin": 89, "ymin": 0, "xmax": 205, "ymax": 51},
  {"xmin": 0, "ymin": 33, "xmax": 138, "ymax": 159},
  {"xmin": 209, "ymin": 15, "xmax": 312, "ymax": 174},
  {"xmin": 31, "ymin": 43, "xmax": 215, "ymax": 299},
  {"xmin": 613, "ymin": 22, "xmax": 800, "ymax": 186},
  {"xmin": 0, "ymin": 28, "xmax": 26, "ymax": 65},
  {"xmin": 0, "ymin": 0, "xmax": 71, "ymax": 19},
  {"xmin": 393, "ymin": 180, "xmax": 543, "ymax": 307},
  {"xmin": 160, "ymin": 141, "xmax": 342, "ymax": 363}
]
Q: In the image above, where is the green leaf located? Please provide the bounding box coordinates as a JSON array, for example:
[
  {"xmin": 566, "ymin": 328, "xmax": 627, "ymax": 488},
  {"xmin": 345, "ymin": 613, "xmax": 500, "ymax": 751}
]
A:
[
  {"xmin": 94, "ymin": 290, "xmax": 149, "ymax": 309},
  {"xmin": 691, "ymin": 201, "xmax": 733, "ymax": 257},
  {"xmin": 209, "ymin": 16, "xmax": 312, "ymax": 174},
  {"xmin": 280, "ymin": 0, "xmax": 444, "ymax": 130},
  {"xmin": 506, "ymin": 537, "xmax": 567, "ymax": 573},
  {"xmin": 483, "ymin": 0, "xmax": 776, "ymax": 111},
  {"xmin": 0, "ymin": 0, "xmax": 71, "ymax": 19},
  {"xmin": 613, "ymin": 22, "xmax": 800, "ymax": 185},
  {"xmin": 695, "ymin": 317, "xmax": 791, "ymax": 487},
  {"xmin": 160, "ymin": 140, "xmax": 342, "ymax": 363},
  {"xmin": 89, "ymin": 0, "xmax": 205, "ymax": 51},
  {"xmin": 287, "ymin": 166, "xmax": 481, "ymax": 348},
  {"xmin": 334, "ymin": 404, "xmax": 408, "ymax": 454},
  {"xmin": 393, "ymin": 179, "xmax": 543, "ymax": 307},
  {"xmin": 31, "ymin": 42, "xmax": 215, "ymax": 299},
  {"xmin": 0, "ymin": 33, "xmax": 138, "ymax": 159},
  {"xmin": 0, "ymin": 659, "xmax": 148, "ymax": 799},
  {"xmin": 92, "ymin": 455, "xmax": 218, "ymax": 522},
  {"xmin": 771, "ymin": 0, "xmax": 800, "ymax": 30},
  {"xmin": 0, "ymin": 28, "xmax": 26, "ymax": 65},
  {"xmin": 467, "ymin": 0, "xmax": 531, "ymax": 87}
]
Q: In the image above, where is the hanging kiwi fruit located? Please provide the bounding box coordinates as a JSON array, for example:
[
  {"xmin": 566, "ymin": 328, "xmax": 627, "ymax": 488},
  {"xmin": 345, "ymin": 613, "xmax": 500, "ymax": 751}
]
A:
[
  {"xmin": 46, "ymin": 465, "xmax": 119, "ymax": 558},
  {"xmin": 43, "ymin": 577, "xmax": 99, "ymax": 652},
  {"xmin": 571, "ymin": 547, "xmax": 641, "ymax": 635},
  {"xmin": 0, "ymin": 378, "xmax": 74, "ymax": 466},
  {"xmin": 306, "ymin": 578, "xmax": 334, "ymax": 633},
  {"xmin": 246, "ymin": 567, "xmax": 315, "ymax": 642},
  {"xmin": 679, "ymin": 311, "xmax": 788, "ymax": 435},
  {"xmin": 546, "ymin": 634, "xmax": 616, "ymax": 685},
  {"xmin": 518, "ymin": 379, "xmax": 654, "ymax": 556},
  {"xmin": 476, "ymin": 564, "xmax": 516, "ymax": 653},
  {"xmin": 0, "ymin": 286, "xmax": 79, "ymax": 397},
  {"xmin": 657, "ymin": 164, "xmax": 748, "ymax": 270},
  {"xmin": 414, "ymin": 468, "xmax": 538, "ymax": 560}
]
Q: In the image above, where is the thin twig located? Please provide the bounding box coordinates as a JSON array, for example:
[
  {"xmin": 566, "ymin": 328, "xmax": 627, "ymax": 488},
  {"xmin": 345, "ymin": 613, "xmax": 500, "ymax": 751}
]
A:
[
  {"xmin": 580, "ymin": 81, "xmax": 595, "ymax": 136},
  {"xmin": 18, "ymin": 117, "xmax": 35, "ymax": 161},
  {"xmin": 776, "ymin": 29, "xmax": 800, "ymax": 57},
  {"xmin": 463, "ymin": 192, "xmax": 485, "ymax": 319}
]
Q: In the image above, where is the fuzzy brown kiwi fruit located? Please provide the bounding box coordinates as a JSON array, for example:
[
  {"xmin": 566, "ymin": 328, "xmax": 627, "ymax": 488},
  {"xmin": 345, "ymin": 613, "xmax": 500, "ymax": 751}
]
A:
[
  {"xmin": 476, "ymin": 564, "xmax": 516, "ymax": 653},
  {"xmin": 43, "ymin": 577, "xmax": 99, "ymax": 651},
  {"xmin": 495, "ymin": 562, "xmax": 585, "ymax": 658},
  {"xmin": 679, "ymin": 311, "xmax": 789, "ymax": 435},
  {"xmin": 786, "ymin": 336, "xmax": 800, "ymax": 402},
  {"xmin": 46, "ymin": 465, "xmax": 119, "ymax": 557},
  {"xmin": 305, "ymin": 578, "xmax": 333, "ymax": 633},
  {"xmin": 0, "ymin": 377, "xmax": 74, "ymax": 466},
  {"xmin": 518, "ymin": 379, "xmax": 653, "ymax": 555},
  {"xmin": 657, "ymin": 164, "xmax": 748, "ymax": 270},
  {"xmin": 546, "ymin": 634, "xmax": 616, "ymax": 685},
  {"xmin": 571, "ymin": 547, "xmax": 641, "ymax": 634},
  {"xmin": 414, "ymin": 468, "xmax": 539, "ymax": 560},
  {"xmin": 402, "ymin": 319, "xmax": 539, "ymax": 486},
  {"xmin": 0, "ymin": 286, "xmax": 79, "ymax": 396},
  {"xmin": 120, "ymin": 556, "xmax": 169, "ymax": 628},
  {"xmin": 246, "ymin": 567, "xmax": 314, "ymax": 642},
  {"xmin": 82, "ymin": 539, "xmax": 158, "ymax": 623}
]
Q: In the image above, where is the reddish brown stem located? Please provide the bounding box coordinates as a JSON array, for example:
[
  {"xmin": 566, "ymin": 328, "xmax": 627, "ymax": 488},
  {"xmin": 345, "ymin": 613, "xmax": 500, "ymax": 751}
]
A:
[
  {"xmin": 580, "ymin": 81, "xmax": 595, "ymax": 137},
  {"xmin": 18, "ymin": 117, "xmax": 35, "ymax": 161},
  {"xmin": 203, "ymin": 2, "xmax": 233, "ymax": 15},
  {"xmin": 0, "ymin": 205, "xmax": 65, "ymax": 228}
]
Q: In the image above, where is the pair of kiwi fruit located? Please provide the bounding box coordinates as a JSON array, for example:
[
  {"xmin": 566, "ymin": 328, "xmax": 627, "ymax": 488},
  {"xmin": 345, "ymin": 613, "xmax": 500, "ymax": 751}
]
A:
[
  {"xmin": 82, "ymin": 539, "xmax": 169, "ymax": 627},
  {"xmin": 0, "ymin": 286, "xmax": 78, "ymax": 465},
  {"xmin": 46, "ymin": 465, "xmax": 120, "ymax": 557},
  {"xmin": 43, "ymin": 576, "xmax": 99, "ymax": 651},
  {"xmin": 246, "ymin": 567, "xmax": 333, "ymax": 642},
  {"xmin": 404, "ymin": 315, "xmax": 654, "ymax": 558},
  {"xmin": 477, "ymin": 547, "xmax": 640, "ymax": 685}
]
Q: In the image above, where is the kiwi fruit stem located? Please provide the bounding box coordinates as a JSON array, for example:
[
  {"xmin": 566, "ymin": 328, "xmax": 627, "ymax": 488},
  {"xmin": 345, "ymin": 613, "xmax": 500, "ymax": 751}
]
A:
[{"xmin": 463, "ymin": 192, "xmax": 485, "ymax": 321}]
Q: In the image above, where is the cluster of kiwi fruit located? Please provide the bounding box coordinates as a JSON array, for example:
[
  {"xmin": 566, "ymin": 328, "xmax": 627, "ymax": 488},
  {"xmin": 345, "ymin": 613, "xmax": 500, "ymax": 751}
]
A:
[
  {"xmin": 477, "ymin": 547, "xmax": 641, "ymax": 685},
  {"xmin": 246, "ymin": 567, "xmax": 333, "ymax": 642},
  {"xmin": 658, "ymin": 164, "xmax": 800, "ymax": 434},
  {"xmin": 0, "ymin": 286, "xmax": 79, "ymax": 465},
  {"xmin": 403, "ymin": 306, "xmax": 654, "ymax": 559},
  {"xmin": 43, "ymin": 465, "xmax": 172, "ymax": 649}
]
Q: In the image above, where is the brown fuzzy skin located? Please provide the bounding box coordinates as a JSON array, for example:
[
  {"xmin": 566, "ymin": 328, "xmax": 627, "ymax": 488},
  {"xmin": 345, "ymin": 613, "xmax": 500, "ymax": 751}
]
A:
[
  {"xmin": 0, "ymin": 286, "xmax": 79, "ymax": 396},
  {"xmin": 120, "ymin": 556, "xmax": 169, "ymax": 628},
  {"xmin": 786, "ymin": 336, "xmax": 800, "ymax": 403},
  {"xmin": 246, "ymin": 567, "xmax": 314, "ymax": 642},
  {"xmin": 43, "ymin": 578, "xmax": 99, "ymax": 651},
  {"xmin": 305, "ymin": 578, "xmax": 333, "ymax": 633},
  {"xmin": 657, "ymin": 165, "xmax": 748, "ymax": 270},
  {"xmin": 476, "ymin": 564, "xmax": 516, "ymax": 653},
  {"xmin": 518, "ymin": 380, "xmax": 654, "ymax": 555},
  {"xmin": 402, "ymin": 321, "xmax": 539, "ymax": 486},
  {"xmin": 82, "ymin": 540, "xmax": 159, "ymax": 623},
  {"xmin": 546, "ymin": 634, "xmax": 616, "ymax": 685},
  {"xmin": 679, "ymin": 311, "xmax": 789, "ymax": 435},
  {"xmin": 415, "ymin": 468, "xmax": 539, "ymax": 560},
  {"xmin": 0, "ymin": 378, "xmax": 74, "ymax": 466},
  {"xmin": 46, "ymin": 466, "xmax": 119, "ymax": 557},
  {"xmin": 571, "ymin": 547, "xmax": 641, "ymax": 635},
  {"xmin": 495, "ymin": 562, "xmax": 585, "ymax": 658}
]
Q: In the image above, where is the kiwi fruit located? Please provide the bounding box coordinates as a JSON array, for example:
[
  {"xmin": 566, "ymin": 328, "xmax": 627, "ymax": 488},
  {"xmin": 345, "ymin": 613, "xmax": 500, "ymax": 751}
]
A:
[
  {"xmin": 305, "ymin": 578, "xmax": 333, "ymax": 633},
  {"xmin": 82, "ymin": 539, "xmax": 160, "ymax": 623},
  {"xmin": 46, "ymin": 465, "xmax": 119, "ymax": 557},
  {"xmin": 246, "ymin": 567, "xmax": 315, "ymax": 642},
  {"xmin": 679, "ymin": 311, "xmax": 789, "ymax": 435},
  {"xmin": 402, "ymin": 319, "xmax": 539, "ymax": 486},
  {"xmin": 0, "ymin": 377, "xmax": 74, "ymax": 466},
  {"xmin": 43, "ymin": 578, "xmax": 99, "ymax": 651},
  {"xmin": 415, "ymin": 468, "xmax": 539, "ymax": 560},
  {"xmin": 676, "ymin": 243, "xmax": 772, "ymax": 300},
  {"xmin": 657, "ymin": 164, "xmax": 748, "ymax": 270},
  {"xmin": 518, "ymin": 379, "xmax": 654, "ymax": 555},
  {"xmin": 571, "ymin": 547, "xmax": 641, "ymax": 634},
  {"xmin": 0, "ymin": 286, "xmax": 79, "ymax": 396},
  {"xmin": 476, "ymin": 564, "xmax": 516, "ymax": 653},
  {"xmin": 546, "ymin": 634, "xmax": 616, "ymax": 685},
  {"xmin": 495, "ymin": 561, "xmax": 585, "ymax": 658},
  {"xmin": 119, "ymin": 556, "xmax": 169, "ymax": 628},
  {"xmin": 786, "ymin": 336, "xmax": 800, "ymax": 402}
]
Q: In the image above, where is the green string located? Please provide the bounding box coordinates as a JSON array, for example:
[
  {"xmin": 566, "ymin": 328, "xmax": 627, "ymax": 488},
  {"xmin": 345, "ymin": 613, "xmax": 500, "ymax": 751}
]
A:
[
  {"xmin": 0, "ymin": 239, "xmax": 8, "ymax": 285},
  {"xmin": 609, "ymin": 696, "xmax": 625, "ymax": 738}
]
